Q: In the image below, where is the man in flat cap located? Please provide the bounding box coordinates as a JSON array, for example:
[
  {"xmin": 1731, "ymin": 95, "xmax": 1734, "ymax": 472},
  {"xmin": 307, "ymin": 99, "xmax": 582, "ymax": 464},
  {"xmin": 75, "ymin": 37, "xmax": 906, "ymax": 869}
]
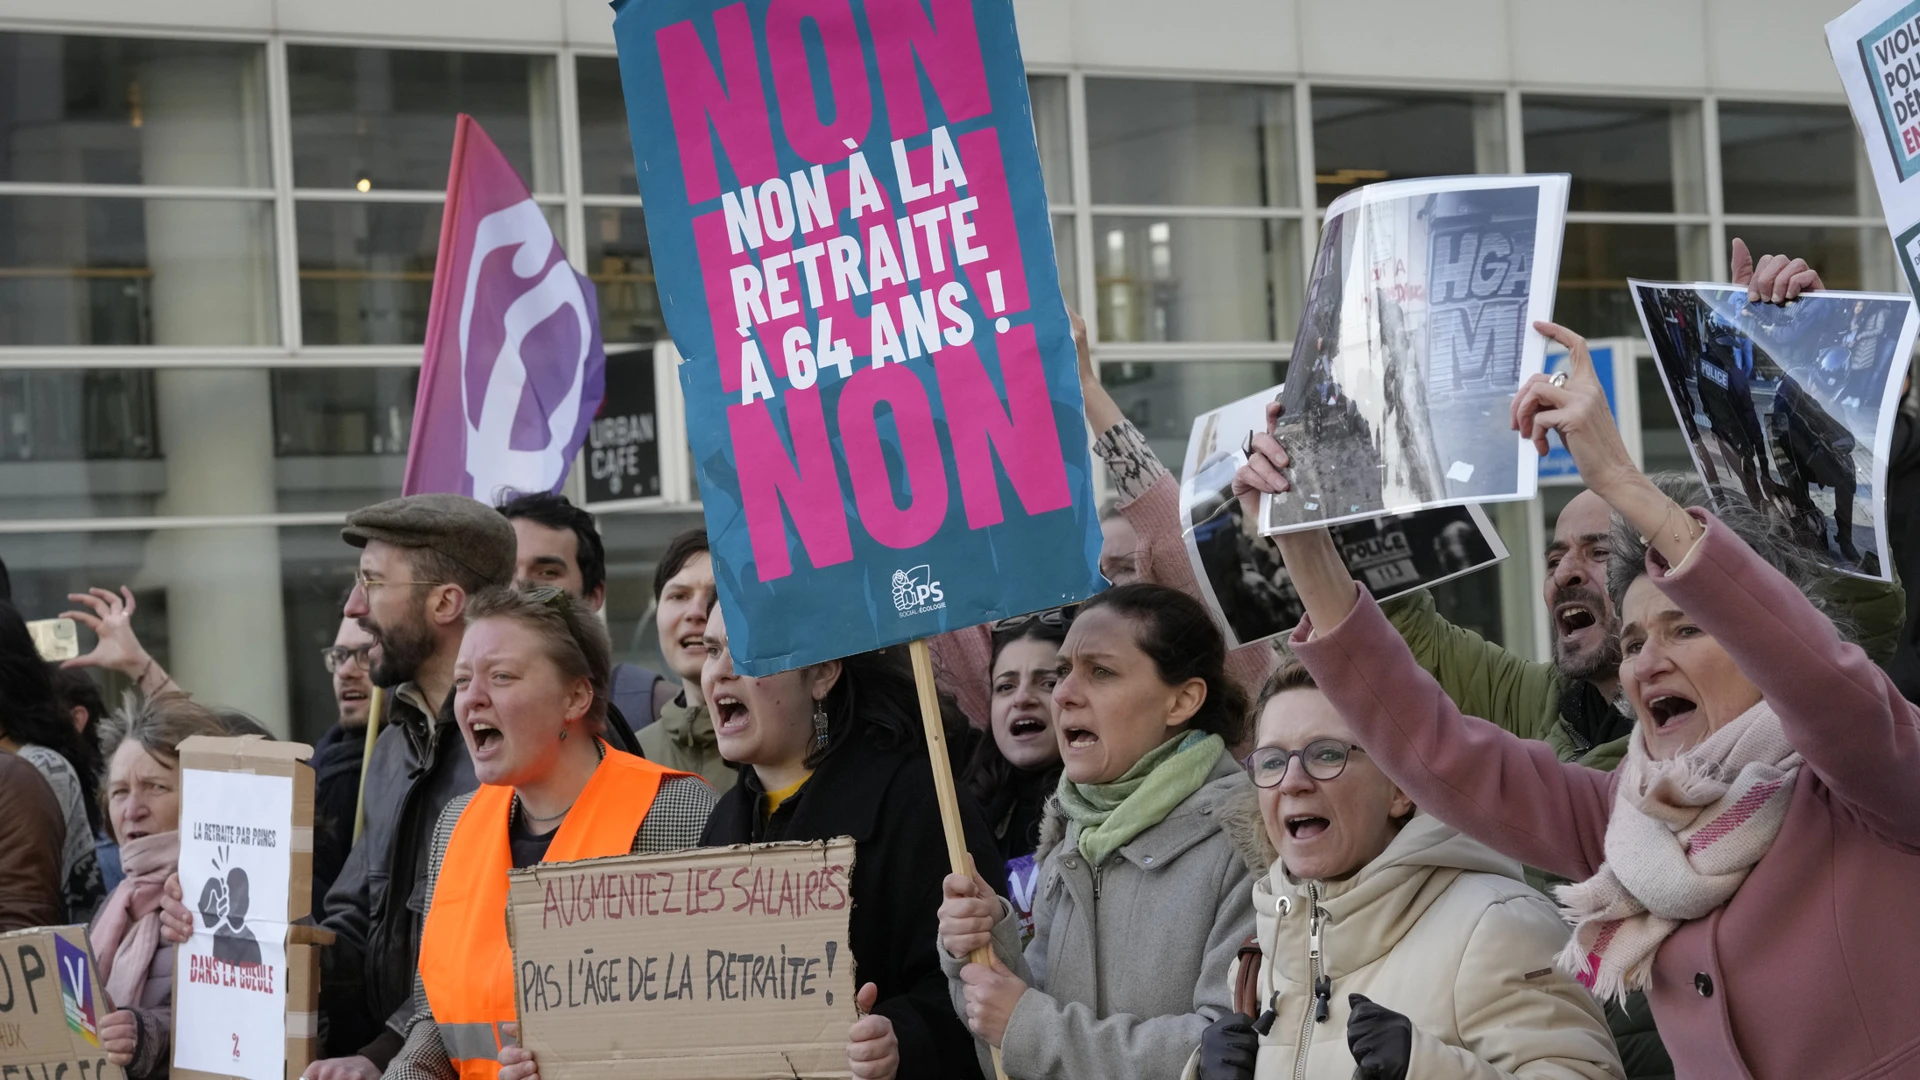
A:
[{"xmin": 310, "ymin": 493, "xmax": 515, "ymax": 1080}]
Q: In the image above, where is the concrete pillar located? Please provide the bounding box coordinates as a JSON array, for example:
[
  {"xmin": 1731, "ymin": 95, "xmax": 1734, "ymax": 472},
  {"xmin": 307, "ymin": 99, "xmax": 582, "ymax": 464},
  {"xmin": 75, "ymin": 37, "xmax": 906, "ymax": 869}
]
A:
[{"xmin": 139, "ymin": 46, "xmax": 292, "ymax": 735}]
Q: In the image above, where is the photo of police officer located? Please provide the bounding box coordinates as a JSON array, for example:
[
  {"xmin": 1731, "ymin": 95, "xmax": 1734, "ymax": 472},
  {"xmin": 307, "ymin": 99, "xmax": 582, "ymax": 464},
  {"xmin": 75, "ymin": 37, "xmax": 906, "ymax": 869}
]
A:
[{"xmin": 1634, "ymin": 281, "xmax": 1918, "ymax": 578}]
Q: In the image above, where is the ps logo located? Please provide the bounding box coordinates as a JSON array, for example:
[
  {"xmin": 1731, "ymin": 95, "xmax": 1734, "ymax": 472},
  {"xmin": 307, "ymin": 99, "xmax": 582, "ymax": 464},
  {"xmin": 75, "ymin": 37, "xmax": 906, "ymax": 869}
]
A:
[
  {"xmin": 459, "ymin": 199, "xmax": 595, "ymax": 497},
  {"xmin": 890, "ymin": 565, "xmax": 946, "ymax": 615}
]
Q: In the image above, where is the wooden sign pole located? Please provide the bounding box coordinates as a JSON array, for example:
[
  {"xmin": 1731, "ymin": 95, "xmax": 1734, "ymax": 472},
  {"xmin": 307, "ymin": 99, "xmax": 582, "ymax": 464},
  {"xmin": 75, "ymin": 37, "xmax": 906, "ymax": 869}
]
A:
[
  {"xmin": 908, "ymin": 638, "xmax": 1011, "ymax": 1080},
  {"xmin": 351, "ymin": 686, "xmax": 385, "ymax": 844}
]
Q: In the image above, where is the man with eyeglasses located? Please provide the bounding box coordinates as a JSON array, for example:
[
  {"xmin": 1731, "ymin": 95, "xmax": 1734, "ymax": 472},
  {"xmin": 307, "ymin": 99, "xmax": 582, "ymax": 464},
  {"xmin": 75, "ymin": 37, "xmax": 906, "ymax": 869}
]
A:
[
  {"xmin": 308, "ymin": 610, "xmax": 375, "ymax": 918},
  {"xmin": 309, "ymin": 493, "xmax": 515, "ymax": 1080}
]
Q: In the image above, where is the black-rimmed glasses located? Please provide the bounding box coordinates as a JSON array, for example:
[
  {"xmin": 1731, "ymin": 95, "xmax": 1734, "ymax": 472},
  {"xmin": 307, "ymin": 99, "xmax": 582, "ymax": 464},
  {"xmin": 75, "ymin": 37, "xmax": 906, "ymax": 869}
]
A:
[
  {"xmin": 321, "ymin": 644, "xmax": 374, "ymax": 674},
  {"xmin": 991, "ymin": 606, "xmax": 1076, "ymax": 633},
  {"xmin": 1241, "ymin": 740, "xmax": 1365, "ymax": 788}
]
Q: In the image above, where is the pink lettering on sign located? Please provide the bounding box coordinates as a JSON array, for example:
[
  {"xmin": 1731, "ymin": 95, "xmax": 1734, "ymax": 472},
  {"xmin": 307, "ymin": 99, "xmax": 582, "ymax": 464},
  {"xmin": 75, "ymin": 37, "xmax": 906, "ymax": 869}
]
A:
[
  {"xmin": 840, "ymin": 363, "xmax": 950, "ymax": 548},
  {"xmin": 727, "ymin": 388, "xmax": 852, "ymax": 579},
  {"xmin": 658, "ymin": 3, "xmax": 779, "ymax": 202},
  {"xmin": 937, "ymin": 324, "xmax": 1070, "ymax": 527},
  {"xmin": 766, "ymin": 0, "xmax": 873, "ymax": 164},
  {"xmin": 870, "ymin": 0, "xmax": 992, "ymax": 138}
]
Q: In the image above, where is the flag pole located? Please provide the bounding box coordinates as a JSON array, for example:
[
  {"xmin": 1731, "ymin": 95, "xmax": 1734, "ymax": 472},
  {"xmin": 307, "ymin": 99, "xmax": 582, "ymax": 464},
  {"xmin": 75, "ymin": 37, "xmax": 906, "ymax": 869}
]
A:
[
  {"xmin": 908, "ymin": 638, "xmax": 1011, "ymax": 1080},
  {"xmin": 352, "ymin": 687, "xmax": 385, "ymax": 845}
]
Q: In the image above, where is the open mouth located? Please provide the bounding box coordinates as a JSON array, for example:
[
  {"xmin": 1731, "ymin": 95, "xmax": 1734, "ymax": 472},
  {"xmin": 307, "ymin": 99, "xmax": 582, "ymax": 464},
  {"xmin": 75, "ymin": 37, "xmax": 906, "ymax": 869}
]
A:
[
  {"xmin": 1062, "ymin": 726, "xmax": 1098, "ymax": 749},
  {"xmin": 712, "ymin": 695, "xmax": 748, "ymax": 735},
  {"xmin": 1007, "ymin": 715, "xmax": 1047, "ymax": 738},
  {"xmin": 1285, "ymin": 815, "xmax": 1330, "ymax": 840},
  {"xmin": 677, "ymin": 635, "xmax": 705, "ymax": 654},
  {"xmin": 340, "ymin": 688, "xmax": 368, "ymax": 703},
  {"xmin": 1555, "ymin": 602, "xmax": 1599, "ymax": 639},
  {"xmin": 1646, "ymin": 695, "xmax": 1699, "ymax": 730},
  {"xmin": 469, "ymin": 721, "xmax": 503, "ymax": 751}
]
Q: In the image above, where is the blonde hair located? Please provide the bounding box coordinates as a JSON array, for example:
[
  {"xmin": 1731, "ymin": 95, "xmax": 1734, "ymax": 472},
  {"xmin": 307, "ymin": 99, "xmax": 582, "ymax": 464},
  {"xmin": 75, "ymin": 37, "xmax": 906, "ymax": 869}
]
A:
[{"xmin": 463, "ymin": 585, "xmax": 612, "ymax": 734}]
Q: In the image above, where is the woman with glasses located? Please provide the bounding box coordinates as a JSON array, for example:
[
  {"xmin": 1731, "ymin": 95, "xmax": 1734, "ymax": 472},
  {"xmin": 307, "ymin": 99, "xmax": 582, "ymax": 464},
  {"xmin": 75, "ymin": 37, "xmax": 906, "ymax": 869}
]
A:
[
  {"xmin": 937, "ymin": 583, "xmax": 1264, "ymax": 1080},
  {"xmin": 960, "ymin": 610, "xmax": 1070, "ymax": 942},
  {"xmin": 1185, "ymin": 661, "xmax": 1619, "ymax": 1080}
]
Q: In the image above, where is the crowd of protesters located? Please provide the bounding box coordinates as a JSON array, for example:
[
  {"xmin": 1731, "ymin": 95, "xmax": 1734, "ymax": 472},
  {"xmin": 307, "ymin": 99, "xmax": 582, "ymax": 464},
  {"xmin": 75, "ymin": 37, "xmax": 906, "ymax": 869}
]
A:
[{"xmin": 0, "ymin": 238, "xmax": 1916, "ymax": 1080}]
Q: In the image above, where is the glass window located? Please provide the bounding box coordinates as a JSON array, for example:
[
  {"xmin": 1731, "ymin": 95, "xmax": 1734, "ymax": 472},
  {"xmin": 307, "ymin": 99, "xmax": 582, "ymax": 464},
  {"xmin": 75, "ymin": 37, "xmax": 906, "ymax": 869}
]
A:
[
  {"xmin": 585, "ymin": 207, "xmax": 663, "ymax": 344},
  {"xmin": 1093, "ymin": 217, "xmax": 1299, "ymax": 343},
  {"xmin": 1099, "ymin": 358, "xmax": 1287, "ymax": 467},
  {"xmin": 578, "ymin": 56, "xmax": 637, "ymax": 197},
  {"xmin": 1523, "ymin": 97, "xmax": 1705, "ymax": 214},
  {"xmin": 1029, "ymin": 75, "xmax": 1072, "ymax": 206},
  {"xmin": 0, "ymin": 195, "xmax": 278, "ymax": 347},
  {"xmin": 1719, "ymin": 104, "xmax": 1864, "ymax": 216},
  {"xmin": 1052, "ymin": 214, "xmax": 1077, "ymax": 308},
  {"xmin": 1555, "ymin": 222, "xmax": 1707, "ymax": 339},
  {"xmin": 288, "ymin": 46, "xmax": 561, "ymax": 193},
  {"xmin": 1087, "ymin": 80, "xmax": 1295, "ymax": 207},
  {"xmin": 0, "ymin": 34, "xmax": 270, "ymax": 187},
  {"xmin": 1312, "ymin": 90, "xmax": 1505, "ymax": 207},
  {"xmin": 297, "ymin": 202, "xmax": 440, "ymax": 346}
]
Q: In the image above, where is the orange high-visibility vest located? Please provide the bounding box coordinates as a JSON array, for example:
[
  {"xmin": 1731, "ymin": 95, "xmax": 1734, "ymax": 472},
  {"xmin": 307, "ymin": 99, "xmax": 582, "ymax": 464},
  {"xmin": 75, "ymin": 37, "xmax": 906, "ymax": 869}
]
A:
[{"xmin": 419, "ymin": 746, "xmax": 690, "ymax": 1078}]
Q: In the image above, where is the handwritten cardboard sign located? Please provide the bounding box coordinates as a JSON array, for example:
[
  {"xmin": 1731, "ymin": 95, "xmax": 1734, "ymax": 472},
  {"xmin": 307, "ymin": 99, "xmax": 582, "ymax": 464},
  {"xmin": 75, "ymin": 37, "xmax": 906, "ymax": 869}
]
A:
[
  {"xmin": 507, "ymin": 839, "xmax": 857, "ymax": 1079},
  {"xmin": 0, "ymin": 925, "xmax": 123, "ymax": 1080}
]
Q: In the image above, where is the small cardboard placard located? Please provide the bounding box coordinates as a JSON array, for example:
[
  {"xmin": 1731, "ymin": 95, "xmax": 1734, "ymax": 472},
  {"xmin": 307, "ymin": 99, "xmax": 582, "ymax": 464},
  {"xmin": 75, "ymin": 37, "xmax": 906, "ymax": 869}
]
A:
[
  {"xmin": 0, "ymin": 925, "xmax": 122, "ymax": 1080},
  {"xmin": 170, "ymin": 736, "xmax": 317, "ymax": 1080},
  {"xmin": 508, "ymin": 838, "xmax": 857, "ymax": 1079}
]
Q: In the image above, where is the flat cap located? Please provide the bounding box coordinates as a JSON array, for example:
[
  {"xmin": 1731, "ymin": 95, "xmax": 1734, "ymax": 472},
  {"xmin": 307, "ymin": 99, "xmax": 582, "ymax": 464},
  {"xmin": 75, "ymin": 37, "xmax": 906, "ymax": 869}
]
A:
[{"xmin": 342, "ymin": 493, "xmax": 516, "ymax": 588}]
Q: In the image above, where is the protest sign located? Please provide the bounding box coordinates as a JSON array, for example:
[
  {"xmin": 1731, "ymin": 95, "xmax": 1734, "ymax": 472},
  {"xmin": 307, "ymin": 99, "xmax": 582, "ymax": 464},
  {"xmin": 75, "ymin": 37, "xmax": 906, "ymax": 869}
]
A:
[
  {"xmin": 1182, "ymin": 385, "xmax": 1507, "ymax": 647},
  {"xmin": 0, "ymin": 925, "xmax": 121, "ymax": 1080},
  {"xmin": 172, "ymin": 737, "xmax": 320, "ymax": 1080},
  {"xmin": 1540, "ymin": 339, "xmax": 1641, "ymax": 485},
  {"xmin": 611, "ymin": 0, "xmax": 1105, "ymax": 676},
  {"xmin": 507, "ymin": 839, "xmax": 857, "ymax": 1080},
  {"xmin": 404, "ymin": 114, "xmax": 606, "ymax": 502},
  {"xmin": 582, "ymin": 345, "xmax": 663, "ymax": 505},
  {"xmin": 1829, "ymin": 0, "xmax": 1920, "ymax": 297},
  {"xmin": 1631, "ymin": 281, "xmax": 1919, "ymax": 580},
  {"xmin": 1263, "ymin": 174, "xmax": 1569, "ymax": 536}
]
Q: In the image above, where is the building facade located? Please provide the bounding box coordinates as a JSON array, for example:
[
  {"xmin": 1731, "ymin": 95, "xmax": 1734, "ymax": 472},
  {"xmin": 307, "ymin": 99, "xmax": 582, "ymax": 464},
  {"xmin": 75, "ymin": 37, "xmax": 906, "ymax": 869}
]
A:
[{"xmin": 0, "ymin": 0, "xmax": 1892, "ymax": 740}]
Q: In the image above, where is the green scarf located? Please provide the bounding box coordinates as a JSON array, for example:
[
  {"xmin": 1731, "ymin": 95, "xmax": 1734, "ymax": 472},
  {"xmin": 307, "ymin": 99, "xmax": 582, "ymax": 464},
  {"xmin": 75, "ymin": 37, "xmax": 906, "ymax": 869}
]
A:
[{"xmin": 1056, "ymin": 731, "xmax": 1225, "ymax": 868}]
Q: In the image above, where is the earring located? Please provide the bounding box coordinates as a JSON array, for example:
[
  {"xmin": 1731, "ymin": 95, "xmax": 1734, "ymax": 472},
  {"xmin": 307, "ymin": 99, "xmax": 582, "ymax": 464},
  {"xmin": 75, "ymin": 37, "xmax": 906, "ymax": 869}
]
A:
[
  {"xmin": 558, "ymin": 725, "xmax": 569, "ymax": 743},
  {"xmin": 812, "ymin": 698, "xmax": 830, "ymax": 751}
]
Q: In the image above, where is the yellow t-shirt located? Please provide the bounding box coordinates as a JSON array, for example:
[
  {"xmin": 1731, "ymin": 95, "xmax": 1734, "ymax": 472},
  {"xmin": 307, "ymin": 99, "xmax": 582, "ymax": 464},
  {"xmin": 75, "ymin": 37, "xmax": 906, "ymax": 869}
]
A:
[{"xmin": 764, "ymin": 774, "xmax": 812, "ymax": 816}]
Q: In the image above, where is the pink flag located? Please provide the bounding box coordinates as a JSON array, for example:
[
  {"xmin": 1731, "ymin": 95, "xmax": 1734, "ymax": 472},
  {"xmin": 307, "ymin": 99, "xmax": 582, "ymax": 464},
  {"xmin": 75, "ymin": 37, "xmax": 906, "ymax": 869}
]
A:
[{"xmin": 403, "ymin": 114, "xmax": 606, "ymax": 500}]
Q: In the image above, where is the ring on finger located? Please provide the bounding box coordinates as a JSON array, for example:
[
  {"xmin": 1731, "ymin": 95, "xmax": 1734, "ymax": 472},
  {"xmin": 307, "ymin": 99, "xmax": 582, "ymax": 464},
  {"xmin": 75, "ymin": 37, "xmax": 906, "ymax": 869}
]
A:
[{"xmin": 1549, "ymin": 372, "xmax": 1569, "ymax": 388}]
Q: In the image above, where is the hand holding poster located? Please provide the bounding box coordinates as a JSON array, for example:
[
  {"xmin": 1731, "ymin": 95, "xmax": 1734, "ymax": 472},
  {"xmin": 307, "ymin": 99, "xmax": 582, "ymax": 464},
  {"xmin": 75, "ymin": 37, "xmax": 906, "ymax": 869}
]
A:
[
  {"xmin": 1630, "ymin": 281, "xmax": 1919, "ymax": 579},
  {"xmin": 0, "ymin": 926, "xmax": 122, "ymax": 1080},
  {"xmin": 611, "ymin": 0, "xmax": 1104, "ymax": 675},
  {"xmin": 507, "ymin": 840, "xmax": 856, "ymax": 1080},
  {"xmin": 1262, "ymin": 174, "xmax": 1569, "ymax": 535},
  {"xmin": 1181, "ymin": 386, "xmax": 1508, "ymax": 648}
]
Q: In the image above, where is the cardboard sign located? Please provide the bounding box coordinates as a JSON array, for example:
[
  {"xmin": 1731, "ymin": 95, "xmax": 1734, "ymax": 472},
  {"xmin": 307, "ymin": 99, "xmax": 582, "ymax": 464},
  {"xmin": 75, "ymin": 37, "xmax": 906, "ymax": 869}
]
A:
[
  {"xmin": 583, "ymin": 345, "xmax": 663, "ymax": 504},
  {"xmin": 0, "ymin": 926, "xmax": 122, "ymax": 1080},
  {"xmin": 611, "ymin": 0, "xmax": 1105, "ymax": 674},
  {"xmin": 1830, "ymin": 0, "xmax": 1920, "ymax": 297},
  {"xmin": 171, "ymin": 737, "xmax": 318, "ymax": 1080},
  {"xmin": 507, "ymin": 839, "xmax": 857, "ymax": 1079}
]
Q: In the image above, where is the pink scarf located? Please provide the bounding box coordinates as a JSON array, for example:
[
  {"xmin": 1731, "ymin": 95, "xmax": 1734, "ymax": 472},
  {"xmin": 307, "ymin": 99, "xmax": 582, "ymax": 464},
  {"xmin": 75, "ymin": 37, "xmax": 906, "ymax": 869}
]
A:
[{"xmin": 91, "ymin": 831, "xmax": 179, "ymax": 1011}]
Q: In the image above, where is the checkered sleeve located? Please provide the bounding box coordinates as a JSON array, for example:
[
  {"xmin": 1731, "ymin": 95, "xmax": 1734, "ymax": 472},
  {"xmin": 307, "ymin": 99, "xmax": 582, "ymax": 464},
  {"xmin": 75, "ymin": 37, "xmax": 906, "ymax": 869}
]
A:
[
  {"xmin": 381, "ymin": 796, "xmax": 468, "ymax": 1080},
  {"xmin": 636, "ymin": 775, "xmax": 720, "ymax": 854},
  {"xmin": 1091, "ymin": 418, "xmax": 1170, "ymax": 506}
]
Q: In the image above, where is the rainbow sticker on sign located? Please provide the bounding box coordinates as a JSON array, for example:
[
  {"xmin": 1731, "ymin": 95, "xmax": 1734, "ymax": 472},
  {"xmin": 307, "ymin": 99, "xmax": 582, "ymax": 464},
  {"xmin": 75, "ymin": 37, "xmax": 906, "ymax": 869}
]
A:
[{"xmin": 54, "ymin": 935, "xmax": 101, "ymax": 1047}]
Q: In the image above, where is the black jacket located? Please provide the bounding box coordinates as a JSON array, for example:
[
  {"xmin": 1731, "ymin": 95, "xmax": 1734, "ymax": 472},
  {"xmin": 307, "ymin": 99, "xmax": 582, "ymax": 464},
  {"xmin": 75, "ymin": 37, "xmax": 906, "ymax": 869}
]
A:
[
  {"xmin": 309, "ymin": 721, "xmax": 368, "ymax": 918},
  {"xmin": 702, "ymin": 732, "xmax": 1007, "ymax": 1080},
  {"xmin": 318, "ymin": 688, "xmax": 475, "ymax": 1062}
]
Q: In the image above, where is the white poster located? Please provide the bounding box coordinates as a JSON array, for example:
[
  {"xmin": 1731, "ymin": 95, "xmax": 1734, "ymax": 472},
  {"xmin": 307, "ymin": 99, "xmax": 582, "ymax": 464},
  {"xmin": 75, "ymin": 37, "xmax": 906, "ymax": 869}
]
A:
[
  {"xmin": 1183, "ymin": 385, "xmax": 1509, "ymax": 648},
  {"xmin": 1261, "ymin": 173, "xmax": 1569, "ymax": 535},
  {"xmin": 1829, "ymin": 0, "xmax": 1920, "ymax": 298},
  {"xmin": 1631, "ymin": 281, "xmax": 1919, "ymax": 580},
  {"xmin": 173, "ymin": 768, "xmax": 293, "ymax": 1080}
]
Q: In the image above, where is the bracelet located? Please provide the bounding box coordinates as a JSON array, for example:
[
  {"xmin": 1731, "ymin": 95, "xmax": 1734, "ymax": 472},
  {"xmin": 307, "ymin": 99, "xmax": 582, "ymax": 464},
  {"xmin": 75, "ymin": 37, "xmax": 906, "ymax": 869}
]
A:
[
  {"xmin": 1639, "ymin": 501, "xmax": 1700, "ymax": 547},
  {"xmin": 134, "ymin": 656, "xmax": 155, "ymax": 691}
]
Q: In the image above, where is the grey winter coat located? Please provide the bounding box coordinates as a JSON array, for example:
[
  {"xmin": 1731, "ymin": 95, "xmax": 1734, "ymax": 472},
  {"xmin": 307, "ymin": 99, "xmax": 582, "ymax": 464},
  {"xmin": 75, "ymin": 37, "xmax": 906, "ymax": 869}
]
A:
[{"xmin": 942, "ymin": 753, "xmax": 1267, "ymax": 1080}]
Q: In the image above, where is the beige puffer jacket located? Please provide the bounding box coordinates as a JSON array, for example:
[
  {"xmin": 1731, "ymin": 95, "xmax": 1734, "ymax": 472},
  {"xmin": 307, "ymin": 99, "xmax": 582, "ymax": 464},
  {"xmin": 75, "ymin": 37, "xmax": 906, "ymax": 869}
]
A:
[{"xmin": 1185, "ymin": 814, "xmax": 1623, "ymax": 1080}]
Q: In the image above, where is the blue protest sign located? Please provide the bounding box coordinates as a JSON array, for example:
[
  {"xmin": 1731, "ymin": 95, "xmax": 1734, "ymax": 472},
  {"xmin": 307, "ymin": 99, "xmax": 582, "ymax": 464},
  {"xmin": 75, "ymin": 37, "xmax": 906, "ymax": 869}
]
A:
[
  {"xmin": 1540, "ymin": 339, "xmax": 1641, "ymax": 484},
  {"xmin": 612, "ymin": 0, "xmax": 1104, "ymax": 674}
]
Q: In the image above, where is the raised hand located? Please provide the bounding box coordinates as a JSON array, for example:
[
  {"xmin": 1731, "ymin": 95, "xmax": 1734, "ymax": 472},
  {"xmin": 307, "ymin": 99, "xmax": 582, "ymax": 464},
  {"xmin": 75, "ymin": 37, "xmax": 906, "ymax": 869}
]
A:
[
  {"xmin": 1730, "ymin": 237, "xmax": 1823, "ymax": 305},
  {"xmin": 1513, "ymin": 322, "xmax": 1638, "ymax": 495},
  {"xmin": 1229, "ymin": 400, "xmax": 1292, "ymax": 521},
  {"xmin": 61, "ymin": 586, "xmax": 169, "ymax": 689}
]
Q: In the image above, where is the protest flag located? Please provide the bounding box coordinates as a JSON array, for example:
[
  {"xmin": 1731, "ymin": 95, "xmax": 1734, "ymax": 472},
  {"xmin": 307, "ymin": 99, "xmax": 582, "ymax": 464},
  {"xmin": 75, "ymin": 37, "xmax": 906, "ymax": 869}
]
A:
[{"xmin": 402, "ymin": 114, "xmax": 606, "ymax": 501}]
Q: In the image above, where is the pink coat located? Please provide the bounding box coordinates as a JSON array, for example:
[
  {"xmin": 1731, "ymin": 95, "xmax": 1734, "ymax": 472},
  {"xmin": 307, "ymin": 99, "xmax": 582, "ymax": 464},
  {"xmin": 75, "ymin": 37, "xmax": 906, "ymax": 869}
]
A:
[{"xmin": 1291, "ymin": 511, "xmax": 1920, "ymax": 1080}]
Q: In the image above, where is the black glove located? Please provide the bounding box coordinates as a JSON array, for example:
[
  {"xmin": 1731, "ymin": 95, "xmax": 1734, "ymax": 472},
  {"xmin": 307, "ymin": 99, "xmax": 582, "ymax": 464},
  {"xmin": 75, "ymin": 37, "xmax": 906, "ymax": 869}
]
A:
[
  {"xmin": 1346, "ymin": 994, "xmax": 1413, "ymax": 1080},
  {"xmin": 1196, "ymin": 1011, "xmax": 1260, "ymax": 1080}
]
